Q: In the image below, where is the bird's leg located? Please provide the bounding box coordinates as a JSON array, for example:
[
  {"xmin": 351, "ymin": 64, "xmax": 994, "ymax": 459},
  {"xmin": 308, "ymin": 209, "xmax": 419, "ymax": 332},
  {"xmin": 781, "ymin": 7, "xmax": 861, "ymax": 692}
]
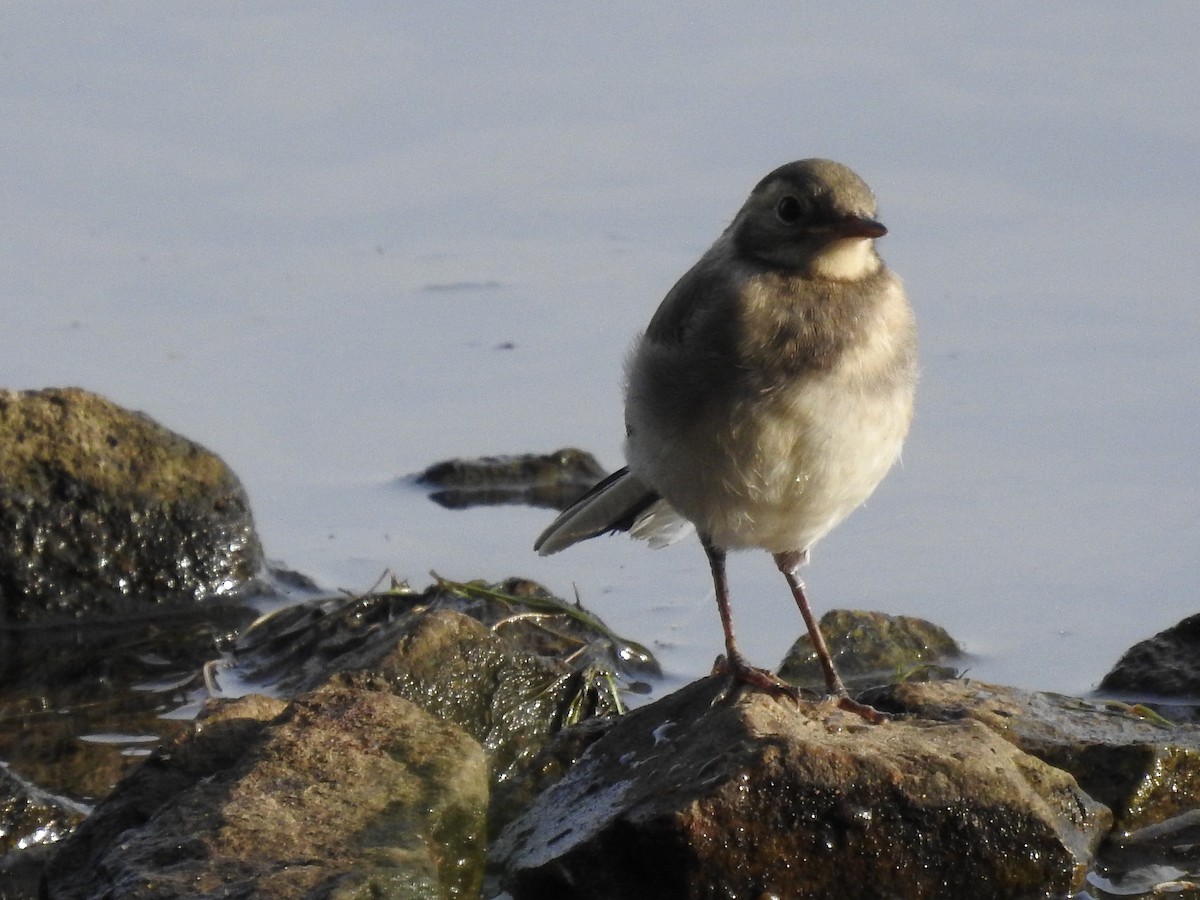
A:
[
  {"xmin": 703, "ymin": 539, "xmax": 799, "ymax": 700},
  {"xmin": 773, "ymin": 550, "xmax": 846, "ymax": 696},
  {"xmin": 773, "ymin": 550, "xmax": 888, "ymax": 724}
]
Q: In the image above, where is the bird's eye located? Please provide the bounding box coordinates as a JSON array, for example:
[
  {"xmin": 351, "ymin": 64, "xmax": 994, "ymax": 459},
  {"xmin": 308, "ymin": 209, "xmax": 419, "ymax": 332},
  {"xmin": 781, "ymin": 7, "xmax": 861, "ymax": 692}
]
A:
[{"xmin": 775, "ymin": 195, "xmax": 803, "ymax": 224}]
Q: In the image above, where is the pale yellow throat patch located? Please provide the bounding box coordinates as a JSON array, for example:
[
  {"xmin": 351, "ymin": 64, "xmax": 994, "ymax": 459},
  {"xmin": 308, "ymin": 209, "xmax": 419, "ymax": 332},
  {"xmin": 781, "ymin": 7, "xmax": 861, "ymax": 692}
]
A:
[{"xmin": 811, "ymin": 237, "xmax": 879, "ymax": 281}]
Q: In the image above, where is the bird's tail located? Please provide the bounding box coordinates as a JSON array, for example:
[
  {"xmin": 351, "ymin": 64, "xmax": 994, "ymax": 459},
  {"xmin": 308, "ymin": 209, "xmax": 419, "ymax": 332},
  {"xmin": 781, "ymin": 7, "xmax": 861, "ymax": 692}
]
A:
[{"xmin": 534, "ymin": 466, "xmax": 692, "ymax": 555}]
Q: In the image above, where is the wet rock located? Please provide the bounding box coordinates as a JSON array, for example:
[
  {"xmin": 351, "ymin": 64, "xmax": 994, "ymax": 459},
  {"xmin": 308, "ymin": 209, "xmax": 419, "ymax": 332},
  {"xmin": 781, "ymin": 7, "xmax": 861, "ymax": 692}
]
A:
[
  {"xmin": 42, "ymin": 683, "xmax": 488, "ymax": 899},
  {"xmin": 0, "ymin": 387, "xmax": 263, "ymax": 623},
  {"xmin": 414, "ymin": 448, "xmax": 606, "ymax": 510},
  {"xmin": 227, "ymin": 575, "xmax": 657, "ymax": 699},
  {"xmin": 488, "ymin": 714, "xmax": 617, "ymax": 840},
  {"xmin": 0, "ymin": 842, "xmax": 54, "ymax": 900},
  {"xmin": 491, "ymin": 676, "xmax": 1109, "ymax": 900},
  {"xmin": 0, "ymin": 571, "xmax": 293, "ymax": 885},
  {"xmin": 0, "ymin": 387, "xmax": 290, "ymax": 892},
  {"xmin": 338, "ymin": 610, "xmax": 617, "ymax": 784},
  {"xmin": 0, "ymin": 764, "xmax": 83, "ymax": 896},
  {"xmin": 1090, "ymin": 809, "xmax": 1200, "ymax": 897},
  {"xmin": 778, "ymin": 609, "xmax": 963, "ymax": 690},
  {"xmin": 867, "ymin": 679, "xmax": 1200, "ymax": 833},
  {"xmin": 0, "ymin": 764, "xmax": 87, "ymax": 868},
  {"xmin": 218, "ymin": 576, "xmax": 659, "ymax": 848},
  {"xmin": 0, "ymin": 604, "xmax": 252, "ymax": 804},
  {"xmin": 237, "ymin": 600, "xmax": 629, "ymax": 790},
  {"xmin": 1100, "ymin": 613, "xmax": 1200, "ymax": 715},
  {"xmin": 224, "ymin": 578, "xmax": 657, "ymax": 785}
]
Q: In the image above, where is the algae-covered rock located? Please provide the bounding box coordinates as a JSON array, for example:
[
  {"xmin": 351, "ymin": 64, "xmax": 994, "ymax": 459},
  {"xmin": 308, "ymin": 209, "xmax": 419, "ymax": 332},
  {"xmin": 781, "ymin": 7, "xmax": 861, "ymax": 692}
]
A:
[
  {"xmin": 228, "ymin": 576, "xmax": 657, "ymax": 696},
  {"xmin": 42, "ymin": 683, "xmax": 487, "ymax": 899},
  {"xmin": 218, "ymin": 576, "xmax": 660, "ymax": 847},
  {"xmin": 778, "ymin": 608, "xmax": 963, "ymax": 690},
  {"xmin": 341, "ymin": 610, "xmax": 607, "ymax": 782},
  {"xmin": 0, "ymin": 387, "xmax": 263, "ymax": 622},
  {"xmin": 226, "ymin": 577, "xmax": 657, "ymax": 785}
]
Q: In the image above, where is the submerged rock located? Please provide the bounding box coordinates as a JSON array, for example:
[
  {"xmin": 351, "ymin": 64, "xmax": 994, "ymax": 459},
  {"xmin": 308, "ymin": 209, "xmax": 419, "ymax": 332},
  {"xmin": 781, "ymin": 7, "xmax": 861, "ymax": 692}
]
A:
[
  {"xmin": 0, "ymin": 387, "xmax": 263, "ymax": 623},
  {"xmin": 42, "ymin": 683, "xmax": 488, "ymax": 899},
  {"xmin": 491, "ymin": 676, "xmax": 1110, "ymax": 900},
  {"xmin": 414, "ymin": 448, "xmax": 606, "ymax": 511},
  {"xmin": 1091, "ymin": 809, "xmax": 1200, "ymax": 897},
  {"xmin": 0, "ymin": 765, "xmax": 86, "ymax": 891},
  {"xmin": 0, "ymin": 569, "xmax": 304, "ymax": 889},
  {"xmin": 0, "ymin": 603, "xmax": 254, "ymax": 800}
]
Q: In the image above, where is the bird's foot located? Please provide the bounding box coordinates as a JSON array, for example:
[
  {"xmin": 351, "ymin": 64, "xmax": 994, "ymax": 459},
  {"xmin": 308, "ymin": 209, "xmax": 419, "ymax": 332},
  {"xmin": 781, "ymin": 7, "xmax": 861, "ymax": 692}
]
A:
[
  {"xmin": 828, "ymin": 693, "xmax": 891, "ymax": 725},
  {"xmin": 822, "ymin": 674, "xmax": 891, "ymax": 724},
  {"xmin": 712, "ymin": 655, "xmax": 889, "ymax": 724},
  {"xmin": 712, "ymin": 654, "xmax": 802, "ymax": 701}
]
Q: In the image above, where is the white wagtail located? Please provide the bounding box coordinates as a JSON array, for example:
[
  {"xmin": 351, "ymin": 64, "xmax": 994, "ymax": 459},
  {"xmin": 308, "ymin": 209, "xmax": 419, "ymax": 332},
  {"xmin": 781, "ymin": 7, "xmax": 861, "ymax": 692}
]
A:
[{"xmin": 536, "ymin": 159, "xmax": 917, "ymax": 720}]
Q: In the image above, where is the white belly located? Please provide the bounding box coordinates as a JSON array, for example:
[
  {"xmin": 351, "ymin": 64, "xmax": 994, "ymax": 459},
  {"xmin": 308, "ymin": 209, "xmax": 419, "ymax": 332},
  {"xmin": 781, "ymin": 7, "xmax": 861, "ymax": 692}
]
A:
[{"xmin": 627, "ymin": 372, "xmax": 912, "ymax": 555}]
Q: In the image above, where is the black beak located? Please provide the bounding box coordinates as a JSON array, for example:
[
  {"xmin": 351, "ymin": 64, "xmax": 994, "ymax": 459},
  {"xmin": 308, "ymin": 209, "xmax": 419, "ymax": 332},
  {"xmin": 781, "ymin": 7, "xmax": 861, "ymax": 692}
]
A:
[{"xmin": 829, "ymin": 215, "xmax": 887, "ymax": 240}]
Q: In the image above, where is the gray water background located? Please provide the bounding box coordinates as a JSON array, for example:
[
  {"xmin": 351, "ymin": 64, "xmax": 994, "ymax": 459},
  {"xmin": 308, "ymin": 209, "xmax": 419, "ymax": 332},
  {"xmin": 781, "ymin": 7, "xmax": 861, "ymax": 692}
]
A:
[{"xmin": 3, "ymin": 6, "xmax": 1198, "ymax": 696}]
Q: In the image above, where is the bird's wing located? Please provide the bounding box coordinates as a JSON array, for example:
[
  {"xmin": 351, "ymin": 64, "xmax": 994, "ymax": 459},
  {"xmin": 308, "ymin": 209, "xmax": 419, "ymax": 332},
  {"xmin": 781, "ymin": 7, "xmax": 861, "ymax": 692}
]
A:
[
  {"xmin": 534, "ymin": 466, "xmax": 692, "ymax": 555},
  {"xmin": 643, "ymin": 246, "xmax": 736, "ymax": 346}
]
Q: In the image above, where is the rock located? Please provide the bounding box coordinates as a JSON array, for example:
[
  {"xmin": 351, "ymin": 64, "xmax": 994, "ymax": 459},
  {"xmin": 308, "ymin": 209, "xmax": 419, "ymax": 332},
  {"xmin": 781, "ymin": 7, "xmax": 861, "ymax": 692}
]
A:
[
  {"xmin": 228, "ymin": 576, "xmax": 657, "ymax": 697},
  {"xmin": 0, "ymin": 842, "xmax": 54, "ymax": 900},
  {"xmin": 1091, "ymin": 809, "xmax": 1200, "ymax": 896},
  {"xmin": 414, "ymin": 448, "xmax": 606, "ymax": 510},
  {"xmin": 868, "ymin": 679, "xmax": 1200, "ymax": 833},
  {"xmin": 0, "ymin": 764, "xmax": 87, "ymax": 876},
  {"xmin": 42, "ymin": 683, "xmax": 488, "ymax": 899},
  {"xmin": 0, "ymin": 387, "xmax": 263, "ymax": 623},
  {"xmin": 22, "ymin": 579, "xmax": 651, "ymax": 894},
  {"xmin": 778, "ymin": 609, "xmax": 963, "ymax": 690},
  {"xmin": 225, "ymin": 578, "xmax": 658, "ymax": 791},
  {"xmin": 340, "ymin": 610, "xmax": 610, "ymax": 781},
  {"xmin": 487, "ymin": 713, "xmax": 617, "ymax": 842},
  {"xmin": 0, "ymin": 387, "xmax": 278, "ymax": 888},
  {"xmin": 1100, "ymin": 613, "xmax": 1200, "ymax": 713},
  {"xmin": 220, "ymin": 575, "xmax": 659, "ymax": 839},
  {"xmin": 491, "ymin": 676, "xmax": 1109, "ymax": 900}
]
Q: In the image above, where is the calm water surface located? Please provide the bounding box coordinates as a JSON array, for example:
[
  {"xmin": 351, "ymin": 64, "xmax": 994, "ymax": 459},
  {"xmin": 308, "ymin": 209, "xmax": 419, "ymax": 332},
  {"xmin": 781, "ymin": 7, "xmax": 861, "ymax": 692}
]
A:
[{"xmin": 3, "ymin": 6, "xmax": 1198, "ymax": 699}]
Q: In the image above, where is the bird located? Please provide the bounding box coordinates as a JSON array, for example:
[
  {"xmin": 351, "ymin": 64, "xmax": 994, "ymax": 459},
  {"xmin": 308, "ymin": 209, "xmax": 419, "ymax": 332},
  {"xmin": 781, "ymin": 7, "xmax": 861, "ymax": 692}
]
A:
[{"xmin": 535, "ymin": 159, "xmax": 917, "ymax": 720}]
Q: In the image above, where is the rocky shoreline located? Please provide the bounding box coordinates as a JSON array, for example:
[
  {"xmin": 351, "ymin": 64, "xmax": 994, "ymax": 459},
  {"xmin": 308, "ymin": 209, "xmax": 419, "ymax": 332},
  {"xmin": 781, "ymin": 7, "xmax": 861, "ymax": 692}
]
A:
[{"xmin": 3, "ymin": 388, "xmax": 1199, "ymax": 899}]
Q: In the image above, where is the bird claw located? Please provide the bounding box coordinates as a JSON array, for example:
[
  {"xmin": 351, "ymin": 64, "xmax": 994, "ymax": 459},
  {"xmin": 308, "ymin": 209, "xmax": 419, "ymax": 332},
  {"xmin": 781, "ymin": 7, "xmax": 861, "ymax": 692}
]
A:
[
  {"xmin": 712, "ymin": 654, "xmax": 889, "ymax": 724},
  {"xmin": 830, "ymin": 694, "xmax": 891, "ymax": 724},
  {"xmin": 712, "ymin": 654, "xmax": 803, "ymax": 701}
]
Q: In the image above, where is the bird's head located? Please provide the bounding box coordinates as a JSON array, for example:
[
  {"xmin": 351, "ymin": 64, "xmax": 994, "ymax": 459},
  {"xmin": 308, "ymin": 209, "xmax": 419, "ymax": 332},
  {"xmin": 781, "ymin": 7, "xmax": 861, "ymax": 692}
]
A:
[{"xmin": 732, "ymin": 158, "xmax": 886, "ymax": 280}]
